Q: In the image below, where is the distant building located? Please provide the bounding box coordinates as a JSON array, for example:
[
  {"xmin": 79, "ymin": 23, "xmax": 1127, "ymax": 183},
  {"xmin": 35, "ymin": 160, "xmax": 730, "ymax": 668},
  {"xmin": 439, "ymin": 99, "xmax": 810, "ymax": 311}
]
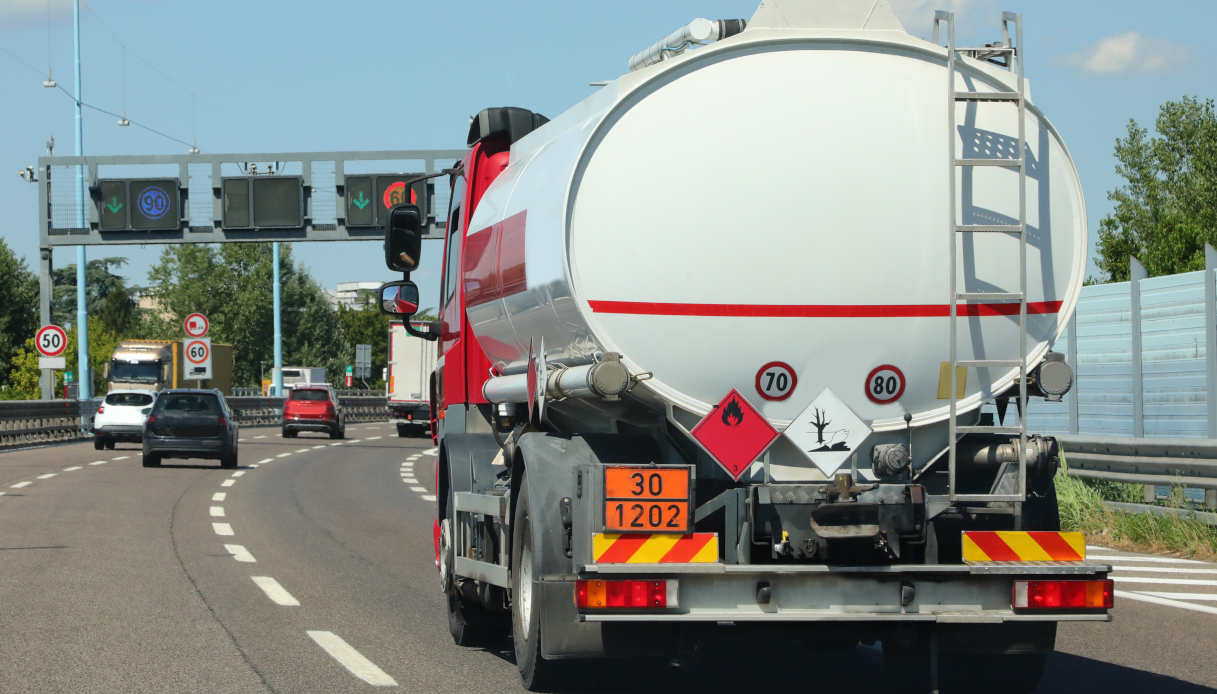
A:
[
  {"xmin": 135, "ymin": 292, "xmax": 173, "ymax": 321},
  {"xmin": 328, "ymin": 282, "xmax": 381, "ymax": 311}
]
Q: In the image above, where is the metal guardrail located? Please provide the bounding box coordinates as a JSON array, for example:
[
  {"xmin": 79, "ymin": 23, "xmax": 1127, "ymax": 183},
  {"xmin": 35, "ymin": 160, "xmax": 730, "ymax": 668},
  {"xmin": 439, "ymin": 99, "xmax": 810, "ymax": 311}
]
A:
[{"xmin": 0, "ymin": 396, "xmax": 389, "ymax": 449}]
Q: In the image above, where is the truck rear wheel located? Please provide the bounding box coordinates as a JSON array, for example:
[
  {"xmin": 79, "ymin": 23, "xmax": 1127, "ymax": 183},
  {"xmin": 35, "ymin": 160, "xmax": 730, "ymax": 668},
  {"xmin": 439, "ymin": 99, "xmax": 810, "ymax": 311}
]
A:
[
  {"xmin": 397, "ymin": 423, "xmax": 409, "ymax": 438},
  {"xmin": 512, "ymin": 477, "xmax": 564, "ymax": 691}
]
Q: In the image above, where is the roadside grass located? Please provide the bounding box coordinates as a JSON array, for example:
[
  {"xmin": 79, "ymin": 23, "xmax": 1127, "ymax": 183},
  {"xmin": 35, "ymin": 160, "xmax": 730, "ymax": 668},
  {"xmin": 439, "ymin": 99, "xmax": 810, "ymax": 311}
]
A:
[{"xmin": 1056, "ymin": 455, "xmax": 1217, "ymax": 560}]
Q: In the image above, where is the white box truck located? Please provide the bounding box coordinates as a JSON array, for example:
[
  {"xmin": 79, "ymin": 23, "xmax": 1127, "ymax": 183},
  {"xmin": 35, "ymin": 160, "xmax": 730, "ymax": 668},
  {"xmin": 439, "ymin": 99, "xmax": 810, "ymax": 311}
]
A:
[{"xmin": 388, "ymin": 321, "xmax": 437, "ymax": 437}]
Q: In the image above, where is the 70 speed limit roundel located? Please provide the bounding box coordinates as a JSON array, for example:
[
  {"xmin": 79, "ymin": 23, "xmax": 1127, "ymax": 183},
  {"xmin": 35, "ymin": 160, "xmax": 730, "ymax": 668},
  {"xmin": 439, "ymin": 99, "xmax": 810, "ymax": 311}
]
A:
[
  {"xmin": 865, "ymin": 364, "xmax": 906, "ymax": 404},
  {"xmin": 755, "ymin": 361, "xmax": 797, "ymax": 401}
]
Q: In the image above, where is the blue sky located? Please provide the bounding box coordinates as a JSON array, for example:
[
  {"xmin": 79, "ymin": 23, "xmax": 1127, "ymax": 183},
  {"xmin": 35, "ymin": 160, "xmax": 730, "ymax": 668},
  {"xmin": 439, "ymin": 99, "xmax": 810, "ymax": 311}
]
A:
[{"xmin": 1, "ymin": 0, "xmax": 1213, "ymax": 310}]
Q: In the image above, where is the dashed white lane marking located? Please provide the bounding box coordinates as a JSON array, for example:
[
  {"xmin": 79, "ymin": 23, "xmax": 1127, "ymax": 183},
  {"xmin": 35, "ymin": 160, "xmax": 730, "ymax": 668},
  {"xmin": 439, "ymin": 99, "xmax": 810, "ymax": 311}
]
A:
[
  {"xmin": 402, "ymin": 478, "xmax": 419, "ymax": 484},
  {"xmin": 210, "ymin": 506, "xmax": 225, "ymax": 517},
  {"xmin": 421, "ymin": 494, "xmax": 435, "ymax": 502},
  {"xmin": 251, "ymin": 576, "xmax": 300, "ymax": 606},
  {"xmin": 0, "ymin": 491, "xmax": 5, "ymax": 497},
  {"xmin": 312, "ymin": 445, "xmax": 325, "ymax": 450},
  {"xmin": 367, "ymin": 436, "xmax": 382, "ymax": 441},
  {"xmin": 89, "ymin": 460, "xmax": 106, "ymax": 466},
  {"xmin": 212, "ymin": 522, "xmax": 234, "ymax": 536},
  {"xmin": 277, "ymin": 453, "xmax": 291, "ymax": 458},
  {"xmin": 225, "ymin": 544, "xmax": 256, "ymax": 563},
  {"xmin": 213, "ymin": 492, "xmax": 227, "ymax": 502},
  {"xmin": 306, "ymin": 630, "xmax": 397, "ymax": 687},
  {"xmin": 1116, "ymin": 590, "xmax": 1217, "ymax": 616},
  {"xmin": 258, "ymin": 458, "xmax": 273, "ymax": 464},
  {"xmin": 255, "ymin": 435, "xmax": 267, "ymax": 440},
  {"xmin": 239, "ymin": 438, "xmax": 249, "ymax": 443},
  {"xmin": 329, "ymin": 442, "xmax": 343, "ymax": 447},
  {"xmin": 409, "ymin": 486, "xmax": 426, "ymax": 493},
  {"xmin": 112, "ymin": 456, "xmax": 128, "ymax": 461},
  {"xmin": 1111, "ymin": 576, "xmax": 1217, "ymax": 587},
  {"xmin": 422, "ymin": 447, "xmax": 437, "ymax": 456},
  {"xmin": 349, "ymin": 439, "xmax": 362, "ymax": 444},
  {"xmin": 11, "ymin": 481, "xmax": 31, "ymax": 488},
  {"xmin": 36, "ymin": 473, "xmax": 56, "ymax": 480},
  {"xmin": 295, "ymin": 448, "xmax": 310, "ymax": 453},
  {"xmin": 63, "ymin": 466, "xmax": 82, "ymax": 472},
  {"xmin": 231, "ymin": 471, "xmax": 246, "ymax": 478},
  {"xmin": 221, "ymin": 479, "xmax": 236, "ymax": 487}
]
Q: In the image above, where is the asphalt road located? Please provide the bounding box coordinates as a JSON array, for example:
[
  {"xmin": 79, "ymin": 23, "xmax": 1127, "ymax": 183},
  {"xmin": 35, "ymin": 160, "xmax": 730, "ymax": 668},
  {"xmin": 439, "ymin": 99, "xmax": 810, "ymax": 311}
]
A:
[{"xmin": 1, "ymin": 424, "xmax": 1215, "ymax": 693}]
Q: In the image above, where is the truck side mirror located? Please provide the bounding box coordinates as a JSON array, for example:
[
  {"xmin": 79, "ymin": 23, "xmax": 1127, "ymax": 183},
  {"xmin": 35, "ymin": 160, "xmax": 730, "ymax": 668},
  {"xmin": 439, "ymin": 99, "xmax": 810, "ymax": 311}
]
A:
[
  {"xmin": 384, "ymin": 204, "xmax": 423, "ymax": 272},
  {"xmin": 405, "ymin": 319, "xmax": 442, "ymax": 342},
  {"xmin": 380, "ymin": 280, "xmax": 420, "ymax": 316}
]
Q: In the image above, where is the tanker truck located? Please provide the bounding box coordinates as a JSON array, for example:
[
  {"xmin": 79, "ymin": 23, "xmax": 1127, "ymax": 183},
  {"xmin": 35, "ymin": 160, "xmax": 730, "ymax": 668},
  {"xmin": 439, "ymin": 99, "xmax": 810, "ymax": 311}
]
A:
[{"xmin": 376, "ymin": 2, "xmax": 1110, "ymax": 690}]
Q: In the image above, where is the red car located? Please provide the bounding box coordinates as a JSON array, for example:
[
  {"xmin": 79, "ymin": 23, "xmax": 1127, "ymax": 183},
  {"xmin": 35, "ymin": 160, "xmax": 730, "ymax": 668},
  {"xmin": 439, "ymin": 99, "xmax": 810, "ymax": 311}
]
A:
[{"xmin": 281, "ymin": 387, "xmax": 345, "ymax": 439}]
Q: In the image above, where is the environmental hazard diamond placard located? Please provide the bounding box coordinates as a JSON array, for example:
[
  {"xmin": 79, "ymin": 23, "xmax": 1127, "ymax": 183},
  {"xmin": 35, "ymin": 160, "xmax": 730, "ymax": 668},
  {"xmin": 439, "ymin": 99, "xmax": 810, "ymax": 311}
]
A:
[
  {"xmin": 785, "ymin": 388, "xmax": 872, "ymax": 476},
  {"xmin": 691, "ymin": 389, "xmax": 778, "ymax": 481}
]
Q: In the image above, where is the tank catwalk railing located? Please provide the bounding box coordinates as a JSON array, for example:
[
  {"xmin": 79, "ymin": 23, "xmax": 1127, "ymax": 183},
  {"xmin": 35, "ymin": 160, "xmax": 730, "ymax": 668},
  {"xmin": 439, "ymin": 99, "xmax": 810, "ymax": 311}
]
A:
[{"xmin": 0, "ymin": 397, "xmax": 390, "ymax": 448}]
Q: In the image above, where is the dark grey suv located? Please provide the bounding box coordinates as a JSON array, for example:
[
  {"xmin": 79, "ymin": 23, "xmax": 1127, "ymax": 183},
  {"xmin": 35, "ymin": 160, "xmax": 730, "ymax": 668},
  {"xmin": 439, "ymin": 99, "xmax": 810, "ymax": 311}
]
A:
[{"xmin": 142, "ymin": 389, "xmax": 239, "ymax": 468}]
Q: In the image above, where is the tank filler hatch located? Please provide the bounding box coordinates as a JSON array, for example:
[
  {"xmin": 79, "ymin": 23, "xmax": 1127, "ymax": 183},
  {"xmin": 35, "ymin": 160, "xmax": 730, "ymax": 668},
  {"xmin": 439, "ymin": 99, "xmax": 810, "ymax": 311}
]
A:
[{"xmin": 466, "ymin": 107, "xmax": 549, "ymax": 147}]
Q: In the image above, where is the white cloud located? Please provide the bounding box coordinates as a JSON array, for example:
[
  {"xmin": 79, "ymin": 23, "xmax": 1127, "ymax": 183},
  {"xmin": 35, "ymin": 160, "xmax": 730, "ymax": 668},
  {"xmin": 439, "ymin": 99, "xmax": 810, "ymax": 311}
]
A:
[{"xmin": 1067, "ymin": 32, "xmax": 1192, "ymax": 75}]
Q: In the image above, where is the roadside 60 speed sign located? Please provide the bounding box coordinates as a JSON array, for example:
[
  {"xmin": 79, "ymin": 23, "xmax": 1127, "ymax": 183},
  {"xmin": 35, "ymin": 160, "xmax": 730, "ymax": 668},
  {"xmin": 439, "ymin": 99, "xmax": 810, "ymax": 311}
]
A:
[{"xmin": 183, "ymin": 337, "xmax": 212, "ymax": 380}]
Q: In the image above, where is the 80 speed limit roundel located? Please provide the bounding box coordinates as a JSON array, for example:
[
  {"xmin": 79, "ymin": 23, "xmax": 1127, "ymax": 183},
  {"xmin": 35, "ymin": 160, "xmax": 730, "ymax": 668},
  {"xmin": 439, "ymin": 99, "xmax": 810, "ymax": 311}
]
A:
[
  {"xmin": 865, "ymin": 364, "xmax": 906, "ymax": 404},
  {"xmin": 755, "ymin": 361, "xmax": 797, "ymax": 401}
]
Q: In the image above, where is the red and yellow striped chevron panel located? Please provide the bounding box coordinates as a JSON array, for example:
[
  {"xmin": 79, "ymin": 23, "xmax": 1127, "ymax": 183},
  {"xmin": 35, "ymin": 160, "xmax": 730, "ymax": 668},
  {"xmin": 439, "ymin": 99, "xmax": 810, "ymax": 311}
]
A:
[
  {"xmin": 962, "ymin": 531, "xmax": 1086, "ymax": 563},
  {"xmin": 592, "ymin": 532, "xmax": 719, "ymax": 564}
]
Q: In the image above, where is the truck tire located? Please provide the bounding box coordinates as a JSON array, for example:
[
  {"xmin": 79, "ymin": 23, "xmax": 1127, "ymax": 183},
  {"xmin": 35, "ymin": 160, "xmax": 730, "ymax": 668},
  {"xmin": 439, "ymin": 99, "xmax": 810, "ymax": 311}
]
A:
[
  {"xmin": 397, "ymin": 423, "xmax": 409, "ymax": 438},
  {"xmin": 512, "ymin": 477, "xmax": 564, "ymax": 691},
  {"xmin": 442, "ymin": 483, "xmax": 497, "ymax": 646},
  {"xmin": 142, "ymin": 453, "xmax": 160, "ymax": 468},
  {"xmin": 282, "ymin": 428, "xmax": 296, "ymax": 438}
]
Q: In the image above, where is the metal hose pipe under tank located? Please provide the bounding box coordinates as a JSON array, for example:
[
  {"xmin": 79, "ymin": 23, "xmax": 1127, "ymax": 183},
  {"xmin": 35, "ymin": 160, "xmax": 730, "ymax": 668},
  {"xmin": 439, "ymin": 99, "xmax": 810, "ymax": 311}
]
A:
[{"xmin": 482, "ymin": 353, "xmax": 632, "ymax": 404}]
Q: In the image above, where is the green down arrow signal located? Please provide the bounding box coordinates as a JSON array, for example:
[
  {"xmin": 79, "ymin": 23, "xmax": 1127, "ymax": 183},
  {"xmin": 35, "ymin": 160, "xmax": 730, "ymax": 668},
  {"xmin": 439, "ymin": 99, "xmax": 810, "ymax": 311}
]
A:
[
  {"xmin": 106, "ymin": 197, "xmax": 123, "ymax": 213},
  {"xmin": 351, "ymin": 191, "xmax": 370, "ymax": 210}
]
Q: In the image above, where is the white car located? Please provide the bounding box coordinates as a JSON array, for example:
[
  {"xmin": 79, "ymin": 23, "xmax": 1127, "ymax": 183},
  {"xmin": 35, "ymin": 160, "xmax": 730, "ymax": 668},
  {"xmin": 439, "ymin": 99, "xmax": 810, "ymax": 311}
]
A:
[{"xmin": 93, "ymin": 390, "xmax": 157, "ymax": 450}]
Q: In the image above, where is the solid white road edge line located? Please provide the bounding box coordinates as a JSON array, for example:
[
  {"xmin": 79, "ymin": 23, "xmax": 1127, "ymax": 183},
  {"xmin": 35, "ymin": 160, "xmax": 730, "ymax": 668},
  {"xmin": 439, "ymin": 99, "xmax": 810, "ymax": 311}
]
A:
[
  {"xmin": 36, "ymin": 473, "xmax": 56, "ymax": 480},
  {"xmin": 1115, "ymin": 590, "xmax": 1217, "ymax": 616},
  {"xmin": 306, "ymin": 630, "xmax": 398, "ymax": 687},
  {"xmin": 210, "ymin": 506, "xmax": 225, "ymax": 517},
  {"xmin": 221, "ymin": 479, "xmax": 236, "ymax": 487},
  {"xmin": 1088, "ymin": 554, "xmax": 1208, "ymax": 565},
  {"xmin": 225, "ymin": 544, "xmax": 256, "ymax": 563},
  {"xmin": 213, "ymin": 492, "xmax": 226, "ymax": 502},
  {"xmin": 1137, "ymin": 591, "xmax": 1217, "ymax": 601},
  {"xmin": 251, "ymin": 576, "xmax": 300, "ymax": 606},
  {"xmin": 1110, "ymin": 576, "xmax": 1217, "ymax": 587},
  {"xmin": 1110, "ymin": 566, "xmax": 1217, "ymax": 575},
  {"xmin": 212, "ymin": 522, "xmax": 234, "ymax": 536},
  {"xmin": 10, "ymin": 481, "xmax": 31, "ymax": 488},
  {"xmin": 63, "ymin": 466, "xmax": 81, "ymax": 472}
]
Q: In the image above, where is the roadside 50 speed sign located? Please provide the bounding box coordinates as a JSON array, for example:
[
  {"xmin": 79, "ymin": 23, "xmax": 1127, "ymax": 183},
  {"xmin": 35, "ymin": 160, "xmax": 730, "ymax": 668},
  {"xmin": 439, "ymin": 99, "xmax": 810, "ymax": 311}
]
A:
[{"xmin": 35, "ymin": 325, "xmax": 68, "ymax": 357}]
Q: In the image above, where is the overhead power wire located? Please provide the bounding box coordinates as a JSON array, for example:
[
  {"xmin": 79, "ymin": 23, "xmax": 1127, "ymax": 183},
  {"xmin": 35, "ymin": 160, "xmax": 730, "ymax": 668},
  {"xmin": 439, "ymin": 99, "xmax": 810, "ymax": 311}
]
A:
[{"xmin": 49, "ymin": 82, "xmax": 196, "ymax": 150}]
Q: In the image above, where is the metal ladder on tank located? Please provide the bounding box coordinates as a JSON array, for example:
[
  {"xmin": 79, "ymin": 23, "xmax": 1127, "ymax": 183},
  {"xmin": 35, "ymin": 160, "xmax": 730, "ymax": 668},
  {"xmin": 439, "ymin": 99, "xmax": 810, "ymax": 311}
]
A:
[{"xmin": 933, "ymin": 11, "xmax": 1030, "ymax": 506}]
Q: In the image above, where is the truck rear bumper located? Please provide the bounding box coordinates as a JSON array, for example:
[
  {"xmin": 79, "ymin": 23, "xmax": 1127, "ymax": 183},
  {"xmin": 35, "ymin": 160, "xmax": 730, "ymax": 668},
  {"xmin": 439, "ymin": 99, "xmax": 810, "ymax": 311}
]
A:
[{"xmin": 572, "ymin": 561, "xmax": 1112, "ymax": 624}]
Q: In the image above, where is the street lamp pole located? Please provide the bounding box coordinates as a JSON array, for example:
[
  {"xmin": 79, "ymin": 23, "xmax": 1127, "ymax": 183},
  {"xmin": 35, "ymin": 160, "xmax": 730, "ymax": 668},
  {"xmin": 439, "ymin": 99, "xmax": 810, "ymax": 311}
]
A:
[{"xmin": 73, "ymin": 0, "xmax": 91, "ymax": 402}]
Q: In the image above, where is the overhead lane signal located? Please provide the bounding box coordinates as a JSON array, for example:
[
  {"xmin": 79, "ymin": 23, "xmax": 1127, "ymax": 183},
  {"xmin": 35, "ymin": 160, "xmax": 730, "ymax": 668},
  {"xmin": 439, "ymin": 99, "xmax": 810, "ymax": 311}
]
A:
[
  {"xmin": 343, "ymin": 174, "xmax": 431, "ymax": 228},
  {"xmin": 222, "ymin": 176, "xmax": 305, "ymax": 230},
  {"xmin": 93, "ymin": 178, "xmax": 182, "ymax": 231}
]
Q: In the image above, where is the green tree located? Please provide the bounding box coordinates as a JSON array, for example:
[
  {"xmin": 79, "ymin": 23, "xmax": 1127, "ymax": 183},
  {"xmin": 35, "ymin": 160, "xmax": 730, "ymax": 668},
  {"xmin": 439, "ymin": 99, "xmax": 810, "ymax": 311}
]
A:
[
  {"xmin": 1095, "ymin": 96, "xmax": 1217, "ymax": 281},
  {"xmin": 3, "ymin": 316, "xmax": 117, "ymax": 399},
  {"xmin": 0, "ymin": 239, "xmax": 39, "ymax": 386},
  {"xmin": 52, "ymin": 257, "xmax": 140, "ymax": 335}
]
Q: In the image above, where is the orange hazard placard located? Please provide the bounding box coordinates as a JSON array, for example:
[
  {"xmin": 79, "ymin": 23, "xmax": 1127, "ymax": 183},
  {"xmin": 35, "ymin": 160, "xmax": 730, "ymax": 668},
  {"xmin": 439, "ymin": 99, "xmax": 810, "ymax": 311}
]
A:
[{"xmin": 603, "ymin": 466, "xmax": 691, "ymax": 533}]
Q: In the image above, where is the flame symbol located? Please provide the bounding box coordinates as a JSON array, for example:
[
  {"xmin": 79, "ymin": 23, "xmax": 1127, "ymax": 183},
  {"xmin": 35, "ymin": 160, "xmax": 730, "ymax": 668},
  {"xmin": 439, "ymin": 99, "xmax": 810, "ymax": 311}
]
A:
[{"xmin": 721, "ymin": 398, "xmax": 745, "ymax": 427}]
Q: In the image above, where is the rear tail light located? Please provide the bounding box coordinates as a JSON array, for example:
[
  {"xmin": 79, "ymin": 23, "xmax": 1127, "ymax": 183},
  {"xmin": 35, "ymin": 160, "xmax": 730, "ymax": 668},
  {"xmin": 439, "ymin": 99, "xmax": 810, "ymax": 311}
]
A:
[
  {"xmin": 147, "ymin": 415, "xmax": 155, "ymax": 424},
  {"xmin": 97, "ymin": 405, "xmax": 104, "ymax": 414},
  {"xmin": 325, "ymin": 404, "xmax": 336, "ymax": 418},
  {"xmin": 575, "ymin": 579, "xmax": 677, "ymax": 609},
  {"xmin": 1013, "ymin": 579, "xmax": 1113, "ymax": 610},
  {"xmin": 218, "ymin": 416, "xmax": 227, "ymax": 427}
]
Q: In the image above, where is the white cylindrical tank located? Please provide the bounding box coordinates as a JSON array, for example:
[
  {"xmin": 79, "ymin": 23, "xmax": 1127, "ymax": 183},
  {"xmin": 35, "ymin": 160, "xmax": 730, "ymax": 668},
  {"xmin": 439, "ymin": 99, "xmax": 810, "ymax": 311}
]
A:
[{"xmin": 463, "ymin": 3, "xmax": 1086, "ymax": 472}]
